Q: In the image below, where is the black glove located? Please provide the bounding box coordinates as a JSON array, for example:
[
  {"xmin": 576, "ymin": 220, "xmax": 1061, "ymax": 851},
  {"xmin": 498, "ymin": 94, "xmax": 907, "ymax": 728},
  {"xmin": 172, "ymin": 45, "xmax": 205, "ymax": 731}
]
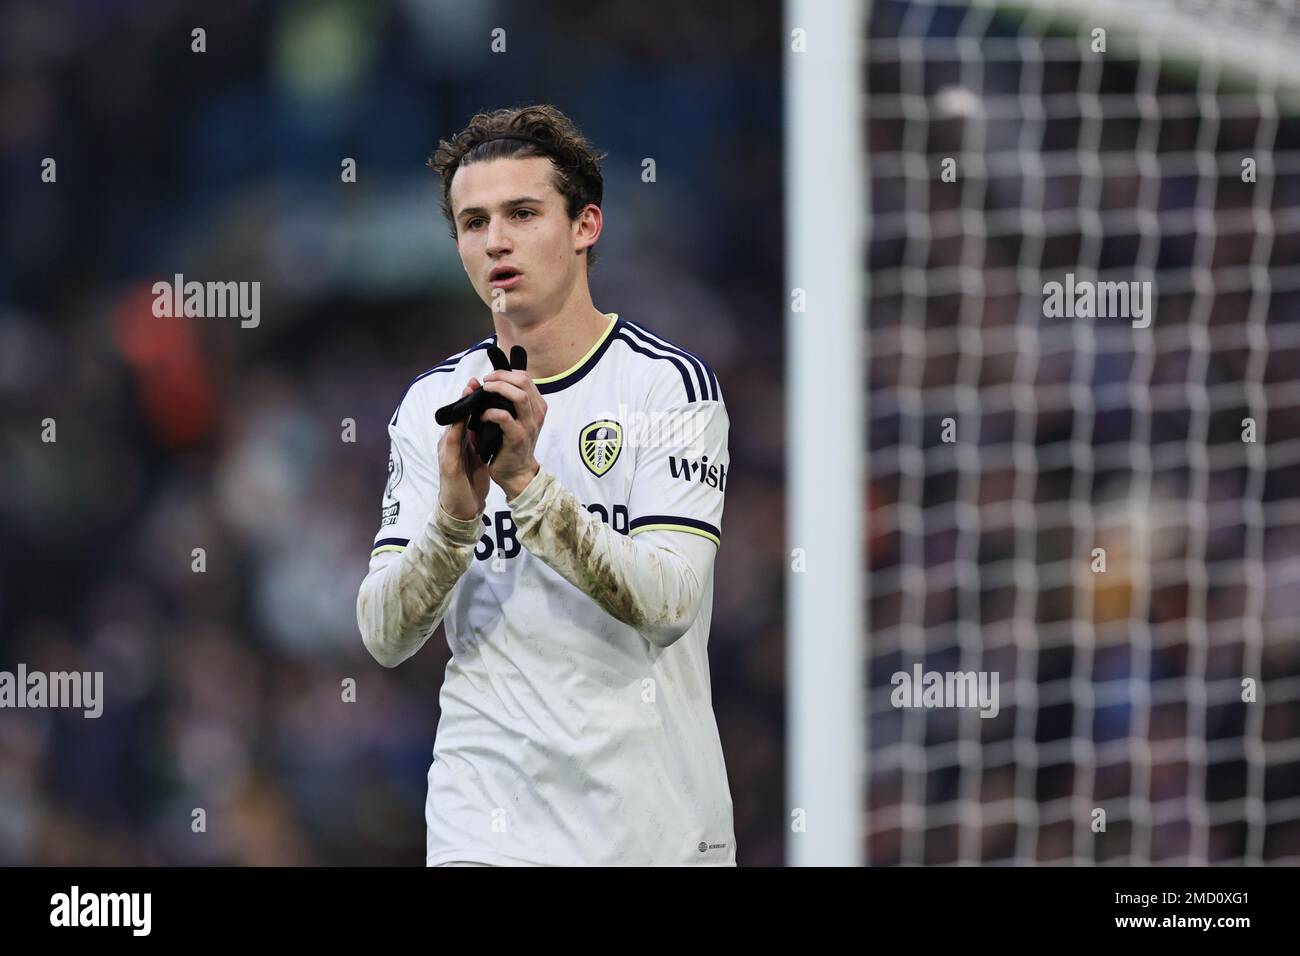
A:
[{"xmin": 433, "ymin": 344, "xmax": 528, "ymax": 464}]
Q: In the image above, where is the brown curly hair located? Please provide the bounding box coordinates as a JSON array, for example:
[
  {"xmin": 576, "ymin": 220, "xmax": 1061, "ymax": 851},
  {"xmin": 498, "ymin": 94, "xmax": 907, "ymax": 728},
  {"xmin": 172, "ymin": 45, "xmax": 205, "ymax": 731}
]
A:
[{"xmin": 427, "ymin": 104, "xmax": 608, "ymax": 271}]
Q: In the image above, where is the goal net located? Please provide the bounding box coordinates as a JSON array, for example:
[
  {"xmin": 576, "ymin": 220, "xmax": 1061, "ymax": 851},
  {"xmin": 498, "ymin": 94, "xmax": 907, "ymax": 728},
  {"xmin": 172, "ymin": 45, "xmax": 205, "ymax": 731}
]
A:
[{"xmin": 860, "ymin": 0, "xmax": 1300, "ymax": 863}]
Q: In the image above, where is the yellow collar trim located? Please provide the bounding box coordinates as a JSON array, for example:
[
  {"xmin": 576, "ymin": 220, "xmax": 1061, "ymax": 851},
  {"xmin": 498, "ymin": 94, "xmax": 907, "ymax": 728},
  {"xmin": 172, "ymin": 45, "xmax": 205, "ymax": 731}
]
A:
[{"xmin": 531, "ymin": 313, "xmax": 619, "ymax": 384}]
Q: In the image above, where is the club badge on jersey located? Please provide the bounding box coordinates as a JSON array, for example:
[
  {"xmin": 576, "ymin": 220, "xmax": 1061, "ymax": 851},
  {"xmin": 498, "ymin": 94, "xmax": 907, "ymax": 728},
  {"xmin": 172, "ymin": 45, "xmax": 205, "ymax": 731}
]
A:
[{"xmin": 579, "ymin": 419, "xmax": 623, "ymax": 476}]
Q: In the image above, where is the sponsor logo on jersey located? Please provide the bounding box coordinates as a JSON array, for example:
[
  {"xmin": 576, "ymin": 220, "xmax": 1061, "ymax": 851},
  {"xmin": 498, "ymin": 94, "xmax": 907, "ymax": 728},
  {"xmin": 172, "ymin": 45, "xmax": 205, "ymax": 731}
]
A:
[
  {"xmin": 668, "ymin": 454, "xmax": 727, "ymax": 492},
  {"xmin": 475, "ymin": 504, "xmax": 627, "ymax": 560},
  {"xmin": 579, "ymin": 420, "xmax": 623, "ymax": 477},
  {"xmin": 380, "ymin": 502, "xmax": 400, "ymax": 527}
]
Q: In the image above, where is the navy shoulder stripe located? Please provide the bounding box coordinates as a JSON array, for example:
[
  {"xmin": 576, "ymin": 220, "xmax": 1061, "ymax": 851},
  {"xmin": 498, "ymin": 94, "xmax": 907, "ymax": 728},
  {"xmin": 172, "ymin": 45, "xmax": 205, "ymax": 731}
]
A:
[
  {"xmin": 613, "ymin": 332, "xmax": 697, "ymax": 403},
  {"xmin": 619, "ymin": 324, "xmax": 709, "ymax": 401},
  {"xmin": 390, "ymin": 337, "xmax": 494, "ymax": 426},
  {"xmin": 629, "ymin": 515, "xmax": 721, "ymax": 541},
  {"xmin": 622, "ymin": 321, "xmax": 719, "ymax": 401}
]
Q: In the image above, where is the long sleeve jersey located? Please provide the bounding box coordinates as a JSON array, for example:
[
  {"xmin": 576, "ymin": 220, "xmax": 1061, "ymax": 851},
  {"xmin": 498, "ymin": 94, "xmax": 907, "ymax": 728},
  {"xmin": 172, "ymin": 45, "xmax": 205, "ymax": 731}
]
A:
[{"xmin": 356, "ymin": 313, "xmax": 736, "ymax": 866}]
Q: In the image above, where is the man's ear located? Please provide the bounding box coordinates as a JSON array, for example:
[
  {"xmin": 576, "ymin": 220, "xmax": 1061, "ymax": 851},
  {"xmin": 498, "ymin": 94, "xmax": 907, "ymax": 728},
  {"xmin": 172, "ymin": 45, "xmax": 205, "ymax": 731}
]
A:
[{"xmin": 575, "ymin": 203, "xmax": 603, "ymax": 252}]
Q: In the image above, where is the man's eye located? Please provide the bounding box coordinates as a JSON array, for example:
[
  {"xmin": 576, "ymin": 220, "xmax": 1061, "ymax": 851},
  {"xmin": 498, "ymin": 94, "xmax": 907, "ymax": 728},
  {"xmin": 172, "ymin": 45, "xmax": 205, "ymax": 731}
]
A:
[
  {"xmin": 467, "ymin": 218, "xmax": 485, "ymax": 229},
  {"xmin": 514, "ymin": 209, "xmax": 534, "ymax": 220}
]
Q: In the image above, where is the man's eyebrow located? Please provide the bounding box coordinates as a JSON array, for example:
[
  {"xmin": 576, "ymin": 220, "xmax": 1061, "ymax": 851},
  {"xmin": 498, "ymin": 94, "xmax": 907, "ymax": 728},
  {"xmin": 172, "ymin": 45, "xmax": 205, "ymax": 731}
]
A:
[{"xmin": 456, "ymin": 196, "xmax": 546, "ymax": 221}]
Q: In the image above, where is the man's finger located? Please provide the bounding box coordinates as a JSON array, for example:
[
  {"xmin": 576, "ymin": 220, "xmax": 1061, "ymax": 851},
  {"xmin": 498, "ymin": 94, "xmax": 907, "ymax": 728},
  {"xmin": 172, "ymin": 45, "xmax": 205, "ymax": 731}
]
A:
[
  {"xmin": 480, "ymin": 380, "xmax": 532, "ymax": 418},
  {"xmin": 439, "ymin": 417, "xmax": 463, "ymax": 465},
  {"xmin": 480, "ymin": 379, "xmax": 527, "ymax": 399},
  {"xmin": 463, "ymin": 429, "xmax": 485, "ymax": 470},
  {"xmin": 482, "ymin": 370, "xmax": 537, "ymax": 398},
  {"xmin": 480, "ymin": 407, "xmax": 527, "ymax": 441},
  {"xmin": 483, "ymin": 370, "xmax": 540, "ymax": 403}
]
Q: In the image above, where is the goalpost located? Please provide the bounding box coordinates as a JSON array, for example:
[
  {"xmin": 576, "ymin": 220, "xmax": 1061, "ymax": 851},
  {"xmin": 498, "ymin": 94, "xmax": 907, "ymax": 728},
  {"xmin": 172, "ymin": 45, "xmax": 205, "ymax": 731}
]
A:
[
  {"xmin": 787, "ymin": 0, "xmax": 1300, "ymax": 865},
  {"xmin": 785, "ymin": 0, "xmax": 868, "ymax": 867}
]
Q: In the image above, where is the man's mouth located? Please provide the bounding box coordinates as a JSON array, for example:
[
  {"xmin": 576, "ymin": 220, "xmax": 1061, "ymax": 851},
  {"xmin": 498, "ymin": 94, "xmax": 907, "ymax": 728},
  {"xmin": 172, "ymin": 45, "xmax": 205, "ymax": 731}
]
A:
[{"xmin": 489, "ymin": 268, "xmax": 523, "ymax": 288}]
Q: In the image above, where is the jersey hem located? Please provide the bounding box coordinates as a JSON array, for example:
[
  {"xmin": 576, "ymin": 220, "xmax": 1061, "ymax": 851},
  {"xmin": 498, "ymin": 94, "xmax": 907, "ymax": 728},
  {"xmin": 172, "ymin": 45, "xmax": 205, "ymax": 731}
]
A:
[
  {"xmin": 425, "ymin": 849, "xmax": 551, "ymax": 867},
  {"xmin": 426, "ymin": 849, "xmax": 738, "ymax": 867}
]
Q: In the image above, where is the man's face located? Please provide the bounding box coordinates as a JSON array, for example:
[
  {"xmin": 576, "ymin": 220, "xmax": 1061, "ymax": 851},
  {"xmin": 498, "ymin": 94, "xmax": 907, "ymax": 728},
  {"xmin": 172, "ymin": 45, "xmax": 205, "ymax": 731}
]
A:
[{"xmin": 450, "ymin": 156, "xmax": 589, "ymax": 320}]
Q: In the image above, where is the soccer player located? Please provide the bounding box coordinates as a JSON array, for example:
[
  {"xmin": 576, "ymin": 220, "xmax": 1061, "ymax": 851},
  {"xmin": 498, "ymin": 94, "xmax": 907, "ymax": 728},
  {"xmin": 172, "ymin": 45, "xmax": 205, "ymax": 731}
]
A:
[{"xmin": 355, "ymin": 105, "xmax": 735, "ymax": 866}]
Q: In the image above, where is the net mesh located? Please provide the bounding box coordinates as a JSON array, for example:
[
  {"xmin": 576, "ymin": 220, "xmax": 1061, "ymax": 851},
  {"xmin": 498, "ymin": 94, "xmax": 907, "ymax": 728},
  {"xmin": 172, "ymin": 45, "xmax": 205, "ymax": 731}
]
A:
[{"xmin": 863, "ymin": 0, "xmax": 1300, "ymax": 864}]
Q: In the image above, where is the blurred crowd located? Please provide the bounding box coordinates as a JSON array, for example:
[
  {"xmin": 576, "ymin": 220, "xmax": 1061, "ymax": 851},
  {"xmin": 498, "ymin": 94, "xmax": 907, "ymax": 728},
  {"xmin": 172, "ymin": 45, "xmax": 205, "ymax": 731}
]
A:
[{"xmin": 0, "ymin": 0, "xmax": 785, "ymax": 865}]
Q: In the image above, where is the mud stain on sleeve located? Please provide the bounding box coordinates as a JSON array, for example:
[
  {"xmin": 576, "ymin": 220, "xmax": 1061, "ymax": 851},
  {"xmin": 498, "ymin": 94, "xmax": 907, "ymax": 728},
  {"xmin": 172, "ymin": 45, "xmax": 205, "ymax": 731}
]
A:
[
  {"xmin": 359, "ymin": 512, "xmax": 479, "ymax": 661},
  {"xmin": 520, "ymin": 482, "xmax": 690, "ymax": 634}
]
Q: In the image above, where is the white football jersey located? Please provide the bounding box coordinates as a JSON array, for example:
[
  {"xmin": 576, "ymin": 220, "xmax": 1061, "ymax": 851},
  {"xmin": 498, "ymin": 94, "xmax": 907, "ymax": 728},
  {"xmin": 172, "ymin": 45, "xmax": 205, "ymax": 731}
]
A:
[{"xmin": 367, "ymin": 312, "xmax": 736, "ymax": 865}]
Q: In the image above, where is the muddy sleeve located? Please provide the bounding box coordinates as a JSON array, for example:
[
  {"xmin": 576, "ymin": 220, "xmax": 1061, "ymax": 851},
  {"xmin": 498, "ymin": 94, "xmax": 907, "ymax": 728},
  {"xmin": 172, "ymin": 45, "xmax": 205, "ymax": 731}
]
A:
[
  {"xmin": 507, "ymin": 466, "xmax": 718, "ymax": 649},
  {"xmin": 356, "ymin": 504, "xmax": 483, "ymax": 668}
]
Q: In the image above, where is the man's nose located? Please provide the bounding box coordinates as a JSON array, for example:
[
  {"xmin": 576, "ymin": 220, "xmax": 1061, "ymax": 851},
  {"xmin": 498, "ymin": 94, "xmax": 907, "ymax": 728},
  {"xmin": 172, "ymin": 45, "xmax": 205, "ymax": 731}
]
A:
[{"xmin": 486, "ymin": 217, "xmax": 511, "ymax": 254}]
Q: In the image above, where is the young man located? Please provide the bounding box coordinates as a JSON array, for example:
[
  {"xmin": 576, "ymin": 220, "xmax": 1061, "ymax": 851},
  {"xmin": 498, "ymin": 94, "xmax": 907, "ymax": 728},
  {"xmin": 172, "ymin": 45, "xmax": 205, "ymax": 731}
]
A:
[{"xmin": 355, "ymin": 105, "xmax": 735, "ymax": 866}]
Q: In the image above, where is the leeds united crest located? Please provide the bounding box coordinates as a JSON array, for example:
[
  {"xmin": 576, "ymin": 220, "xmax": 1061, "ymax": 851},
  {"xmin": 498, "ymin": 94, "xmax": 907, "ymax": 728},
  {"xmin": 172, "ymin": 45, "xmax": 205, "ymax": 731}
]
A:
[{"xmin": 579, "ymin": 420, "xmax": 623, "ymax": 477}]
